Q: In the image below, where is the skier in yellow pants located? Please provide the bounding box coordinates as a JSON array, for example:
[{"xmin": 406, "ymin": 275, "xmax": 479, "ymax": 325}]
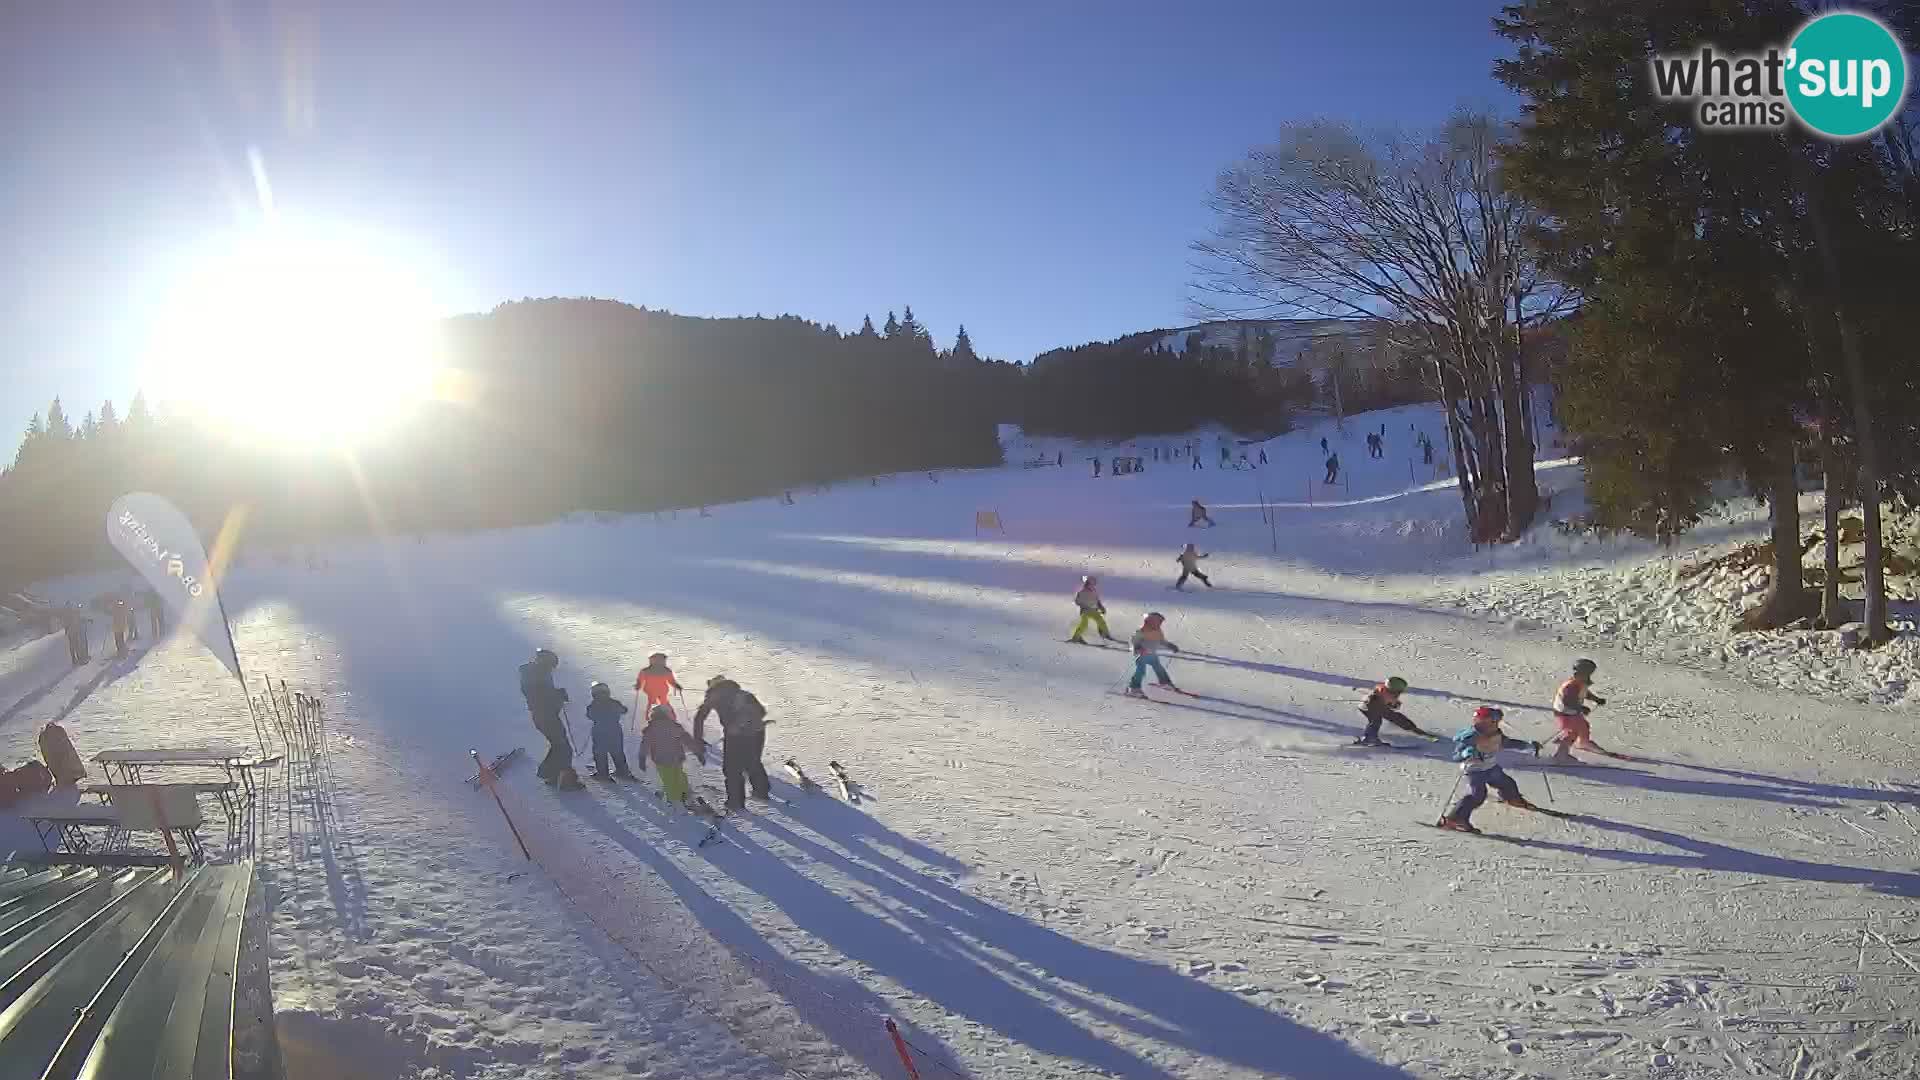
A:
[{"xmin": 1068, "ymin": 574, "xmax": 1119, "ymax": 644}]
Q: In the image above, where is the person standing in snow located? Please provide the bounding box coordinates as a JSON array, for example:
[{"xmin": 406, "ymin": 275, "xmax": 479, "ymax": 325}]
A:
[
  {"xmin": 1190, "ymin": 451, "xmax": 1202, "ymax": 471},
  {"xmin": 1324, "ymin": 452, "xmax": 1341, "ymax": 485},
  {"xmin": 1545, "ymin": 658, "xmax": 1611, "ymax": 763},
  {"xmin": 60, "ymin": 608, "xmax": 88, "ymax": 666},
  {"xmin": 1436, "ymin": 707, "xmax": 1542, "ymax": 833},
  {"xmin": 639, "ymin": 704, "xmax": 703, "ymax": 805},
  {"xmin": 1174, "ymin": 543, "xmax": 1212, "ymax": 590},
  {"xmin": 1320, "ymin": 437, "xmax": 1329, "ymax": 454},
  {"xmin": 1125, "ymin": 612, "xmax": 1182, "ymax": 696},
  {"xmin": 1189, "ymin": 499, "xmax": 1215, "ymax": 528},
  {"xmin": 110, "ymin": 597, "xmax": 130, "ymax": 656},
  {"xmin": 584, "ymin": 682, "xmax": 637, "ymax": 781},
  {"xmin": 1068, "ymin": 575, "xmax": 1118, "ymax": 644},
  {"xmin": 519, "ymin": 648, "xmax": 581, "ymax": 789},
  {"xmin": 692, "ymin": 676, "xmax": 772, "ymax": 809},
  {"xmin": 1355, "ymin": 676, "xmax": 1436, "ymax": 746},
  {"xmin": 1257, "ymin": 448, "xmax": 1267, "ymax": 465},
  {"xmin": 635, "ymin": 653, "xmax": 683, "ymax": 719},
  {"xmin": 142, "ymin": 588, "xmax": 164, "ymax": 635}
]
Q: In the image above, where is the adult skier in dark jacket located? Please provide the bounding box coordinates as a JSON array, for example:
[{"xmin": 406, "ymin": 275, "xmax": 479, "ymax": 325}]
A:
[
  {"xmin": 519, "ymin": 648, "xmax": 580, "ymax": 789},
  {"xmin": 692, "ymin": 675, "xmax": 771, "ymax": 809}
]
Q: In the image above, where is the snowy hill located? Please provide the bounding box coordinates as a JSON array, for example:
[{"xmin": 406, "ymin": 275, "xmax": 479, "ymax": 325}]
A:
[{"xmin": 4, "ymin": 401, "xmax": 1918, "ymax": 1080}]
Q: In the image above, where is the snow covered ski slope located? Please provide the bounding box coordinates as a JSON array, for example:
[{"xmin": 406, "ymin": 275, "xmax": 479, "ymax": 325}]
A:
[{"xmin": 5, "ymin": 406, "xmax": 1919, "ymax": 1079}]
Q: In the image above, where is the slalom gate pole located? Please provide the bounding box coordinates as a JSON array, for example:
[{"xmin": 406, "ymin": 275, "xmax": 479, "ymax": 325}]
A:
[
  {"xmin": 885, "ymin": 1019, "xmax": 922, "ymax": 1080},
  {"xmin": 1538, "ymin": 759, "xmax": 1555, "ymax": 805},
  {"xmin": 472, "ymin": 749, "xmax": 531, "ymax": 860}
]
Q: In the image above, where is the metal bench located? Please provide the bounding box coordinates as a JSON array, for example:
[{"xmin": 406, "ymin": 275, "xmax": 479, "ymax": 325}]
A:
[
  {"xmin": 82, "ymin": 780, "xmax": 241, "ymax": 830},
  {"xmin": 0, "ymin": 860, "xmax": 281, "ymax": 1078}
]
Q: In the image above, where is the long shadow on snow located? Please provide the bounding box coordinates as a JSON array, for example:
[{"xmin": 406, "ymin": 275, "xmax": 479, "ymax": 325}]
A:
[
  {"xmin": 1176, "ymin": 652, "xmax": 1549, "ymax": 715},
  {"xmin": 567, "ymin": 784, "xmax": 1414, "ymax": 1080},
  {"xmin": 1119, "ymin": 691, "xmax": 1352, "ymax": 738},
  {"xmin": 1479, "ymin": 813, "xmax": 1920, "ymax": 898},
  {"xmin": 1548, "ymin": 761, "xmax": 1916, "ymax": 811},
  {"xmin": 564, "ymin": 789, "xmax": 991, "ymax": 1080},
  {"xmin": 0, "ymin": 648, "xmax": 144, "ymax": 730},
  {"xmin": 1627, "ymin": 756, "xmax": 1920, "ymax": 807}
]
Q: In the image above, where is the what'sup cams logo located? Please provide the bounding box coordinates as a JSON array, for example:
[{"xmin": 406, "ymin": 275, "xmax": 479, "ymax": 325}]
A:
[{"xmin": 1651, "ymin": 10, "xmax": 1909, "ymax": 138}]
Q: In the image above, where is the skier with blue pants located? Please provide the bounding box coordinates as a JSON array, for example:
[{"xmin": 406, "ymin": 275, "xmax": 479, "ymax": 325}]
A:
[
  {"xmin": 1437, "ymin": 706, "xmax": 1542, "ymax": 833},
  {"xmin": 1124, "ymin": 612, "xmax": 1182, "ymax": 696}
]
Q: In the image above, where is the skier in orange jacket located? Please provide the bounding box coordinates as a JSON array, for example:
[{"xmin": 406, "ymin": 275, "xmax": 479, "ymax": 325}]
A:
[{"xmin": 635, "ymin": 652, "xmax": 683, "ymax": 714}]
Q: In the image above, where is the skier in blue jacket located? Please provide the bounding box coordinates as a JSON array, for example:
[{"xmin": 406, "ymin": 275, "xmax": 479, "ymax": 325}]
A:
[{"xmin": 1436, "ymin": 706, "xmax": 1542, "ymax": 833}]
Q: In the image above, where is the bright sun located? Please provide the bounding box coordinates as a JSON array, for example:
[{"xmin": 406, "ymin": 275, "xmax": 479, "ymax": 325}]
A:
[{"xmin": 147, "ymin": 222, "xmax": 448, "ymax": 448}]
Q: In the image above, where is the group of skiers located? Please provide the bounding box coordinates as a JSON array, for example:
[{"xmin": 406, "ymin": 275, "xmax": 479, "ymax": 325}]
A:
[
  {"xmin": 518, "ymin": 648, "xmax": 773, "ymax": 810},
  {"xmin": 56, "ymin": 588, "xmax": 164, "ymax": 666},
  {"xmin": 1357, "ymin": 657, "xmax": 1613, "ymax": 832},
  {"xmin": 1071, "ymin": 566, "xmax": 1617, "ymax": 834}
]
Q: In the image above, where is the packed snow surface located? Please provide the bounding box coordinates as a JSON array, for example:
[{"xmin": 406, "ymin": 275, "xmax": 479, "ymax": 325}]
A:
[{"xmin": 5, "ymin": 405, "xmax": 1918, "ymax": 1079}]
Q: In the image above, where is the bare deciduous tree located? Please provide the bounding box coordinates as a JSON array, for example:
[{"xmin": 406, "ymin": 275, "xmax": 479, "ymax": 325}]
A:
[{"xmin": 1192, "ymin": 113, "xmax": 1573, "ymax": 538}]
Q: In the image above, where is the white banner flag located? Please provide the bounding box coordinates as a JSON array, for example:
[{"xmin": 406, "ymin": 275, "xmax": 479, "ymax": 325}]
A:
[{"xmin": 106, "ymin": 492, "xmax": 244, "ymax": 683}]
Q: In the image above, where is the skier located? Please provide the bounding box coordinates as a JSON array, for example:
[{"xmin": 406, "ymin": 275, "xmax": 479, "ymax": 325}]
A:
[
  {"xmin": 584, "ymin": 682, "xmax": 637, "ymax": 781},
  {"xmin": 639, "ymin": 703, "xmax": 702, "ymax": 805},
  {"xmin": 1125, "ymin": 612, "xmax": 1182, "ymax": 696},
  {"xmin": 1174, "ymin": 543, "xmax": 1212, "ymax": 590},
  {"xmin": 518, "ymin": 648, "xmax": 581, "ymax": 789},
  {"xmin": 1436, "ymin": 706, "xmax": 1543, "ymax": 833},
  {"xmin": 110, "ymin": 597, "xmax": 130, "ymax": 657},
  {"xmin": 59, "ymin": 608, "xmax": 87, "ymax": 666},
  {"xmin": 1355, "ymin": 677, "xmax": 1436, "ymax": 746},
  {"xmin": 1068, "ymin": 574, "xmax": 1118, "ymax": 644},
  {"xmin": 1189, "ymin": 499, "xmax": 1215, "ymax": 528},
  {"xmin": 1320, "ymin": 437, "xmax": 1329, "ymax": 454},
  {"xmin": 692, "ymin": 675, "xmax": 772, "ymax": 810},
  {"xmin": 1092, "ymin": 457, "xmax": 1102, "ymax": 477},
  {"xmin": 1324, "ymin": 453, "xmax": 1341, "ymax": 485},
  {"xmin": 1546, "ymin": 658, "xmax": 1611, "ymax": 763},
  {"xmin": 635, "ymin": 652, "xmax": 683, "ymax": 717},
  {"xmin": 1190, "ymin": 452, "xmax": 1202, "ymax": 471},
  {"xmin": 142, "ymin": 588, "xmax": 164, "ymax": 635},
  {"xmin": 1257, "ymin": 448, "xmax": 1267, "ymax": 465}
]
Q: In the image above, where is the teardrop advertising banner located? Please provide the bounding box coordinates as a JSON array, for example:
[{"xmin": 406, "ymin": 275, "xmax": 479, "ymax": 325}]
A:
[{"xmin": 106, "ymin": 492, "xmax": 244, "ymax": 683}]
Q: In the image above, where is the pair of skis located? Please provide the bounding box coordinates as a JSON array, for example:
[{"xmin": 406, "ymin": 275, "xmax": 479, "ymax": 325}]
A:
[{"xmin": 784, "ymin": 758, "xmax": 863, "ymax": 804}]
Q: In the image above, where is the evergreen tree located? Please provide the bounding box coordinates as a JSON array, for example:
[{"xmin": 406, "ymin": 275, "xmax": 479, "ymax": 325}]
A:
[
  {"xmin": 127, "ymin": 391, "xmax": 151, "ymax": 426},
  {"xmin": 45, "ymin": 397, "xmax": 71, "ymax": 440},
  {"xmin": 855, "ymin": 315, "xmax": 879, "ymax": 339},
  {"xmin": 81, "ymin": 410, "xmax": 98, "ymax": 439},
  {"xmin": 13, "ymin": 412, "xmax": 43, "ymax": 470},
  {"xmin": 952, "ymin": 325, "xmax": 980, "ymax": 365},
  {"xmin": 98, "ymin": 401, "xmax": 118, "ymax": 428},
  {"xmin": 882, "ymin": 311, "xmax": 901, "ymax": 339}
]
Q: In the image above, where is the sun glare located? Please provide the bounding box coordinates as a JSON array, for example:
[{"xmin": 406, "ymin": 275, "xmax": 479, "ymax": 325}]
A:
[{"xmin": 146, "ymin": 223, "xmax": 448, "ymax": 448}]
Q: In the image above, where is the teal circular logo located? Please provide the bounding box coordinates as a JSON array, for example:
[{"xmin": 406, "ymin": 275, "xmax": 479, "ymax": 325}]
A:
[{"xmin": 1786, "ymin": 12, "xmax": 1908, "ymax": 139}]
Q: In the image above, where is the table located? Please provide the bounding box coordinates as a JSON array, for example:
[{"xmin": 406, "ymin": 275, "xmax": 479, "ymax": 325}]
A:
[
  {"xmin": 21, "ymin": 805, "xmax": 122, "ymax": 855},
  {"xmin": 92, "ymin": 749, "xmax": 281, "ymax": 804}
]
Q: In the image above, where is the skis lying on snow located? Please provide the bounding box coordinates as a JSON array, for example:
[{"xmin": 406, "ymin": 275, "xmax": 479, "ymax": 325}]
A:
[
  {"xmin": 1421, "ymin": 803, "xmax": 1582, "ymax": 835},
  {"xmin": 828, "ymin": 761, "xmax": 863, "ymax": 804},
  {"xmin": 686, "ymin": 795, "xmax": 726, "ymax": 847},
  {"xmin": 784, "ymin": 758, "xmax": 824, "ymax": 793},
  {"xmin": 467, "ymin": 747, "xmax": 524, "ymax": 789}
]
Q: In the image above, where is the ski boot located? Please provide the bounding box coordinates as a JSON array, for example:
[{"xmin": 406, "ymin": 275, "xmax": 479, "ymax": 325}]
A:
[
  {"xmin": 1101, "ymin": 633, "xmax": 1119, "ymax": 642},
  {"xmin": 1351, "ymin": 737, "xmax": 1394, "ymax": 748},
  {"xmin": 592, "ymin": 770, "xmax": 617, "ymax": 783},
  {"xmin": 1497, "ymin": 796, "xmax": 1537, "ymax": 810},
  {"xmin": 1435, "ymin": 817, "xmax": 1479, "ymax": 834},
  {"xmin": 1067, "ymin": 636, "xmax": 1088, "ymax": 645},
  {"xmin": 1123, "ymin": 686, "xmax": 1148, "ymax": 698}
]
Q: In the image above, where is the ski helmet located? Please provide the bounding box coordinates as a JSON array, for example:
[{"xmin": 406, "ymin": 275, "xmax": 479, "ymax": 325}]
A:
[
  {"xmin": 590, "ymin": 681, "xmax": 610, "ymax": 699},
  {"xmin": 534, "ymin": 648, "xmax": 559, "ymax": 669},
  {"xmin": 649, "ymin": 652, "xmax": 667, "ymax": 663},
  {"xmin": 1473, "ymin": 705, "xmax": 1504, "ymax": 725},
  {"xmin": 1386, "ymin": 676, "xmax": 1408, "ymax": 693},
  {"xmin": 1573, "ymin": 658, "xmax": 1597, "ymax": 677},
  {"xmin": 1081, "ymin": 574, "xmax": 1097, "ymax": 587},
  {"xmin": 1144, "ymin": 612, "xmax": 1165, "ymax": 626},
  {"xmin": 649, "ymin": 704, "xmax": 675, "ymax": 724}
]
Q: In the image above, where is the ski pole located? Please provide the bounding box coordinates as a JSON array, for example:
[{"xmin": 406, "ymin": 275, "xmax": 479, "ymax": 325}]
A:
[
  {"xmin": 1538, "ymin": 757, "xmax": 1555, "ymax": 805},
  {"xmin": 1435, "ymin": 770, "xmax": 1464, "ymax": 823}
]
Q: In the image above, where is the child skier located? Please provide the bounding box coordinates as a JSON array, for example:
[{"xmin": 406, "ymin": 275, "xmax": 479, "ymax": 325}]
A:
[
  {"xmin": 1174, "ymin": 543, "xmax": 1211, "ymax": 590},
  {"xmin": 1068, "ymin": 575, "xmax": 1118, "ymax": 644},
  {"xmin": 635, "ymin": 652, "xmax": 683, "ymax": 716},
  {"xmin": 1546, "ymin": 658, "xmax": 1611, "ymax": 763},
  {"xmin": 584, "ymin": 682, "xmax": 638, "ymax": 781},
  {"xmin": 1188, "ymin": 500, "xmax": 1215, "ymax": 528},
  {"xmin": 1437, "ymin": 706, "xmax": 1543, "ymax": 833},
  {"xmin": 1354, "ymin": 676, "xmax": 1436, "ymax": 746},
  {"xmin": 1125, "ymin": 612, "xmax": 1182, "ymax": 696},
  {"xmin": 638, "ymin": 703, "xmax": 703, "ymax": 804}
]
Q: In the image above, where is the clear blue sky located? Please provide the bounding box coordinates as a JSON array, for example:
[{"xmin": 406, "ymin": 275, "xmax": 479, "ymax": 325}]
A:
[{"xmin": 0, "ymin": 1, "xmax": 1511, "ymax": 438}]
